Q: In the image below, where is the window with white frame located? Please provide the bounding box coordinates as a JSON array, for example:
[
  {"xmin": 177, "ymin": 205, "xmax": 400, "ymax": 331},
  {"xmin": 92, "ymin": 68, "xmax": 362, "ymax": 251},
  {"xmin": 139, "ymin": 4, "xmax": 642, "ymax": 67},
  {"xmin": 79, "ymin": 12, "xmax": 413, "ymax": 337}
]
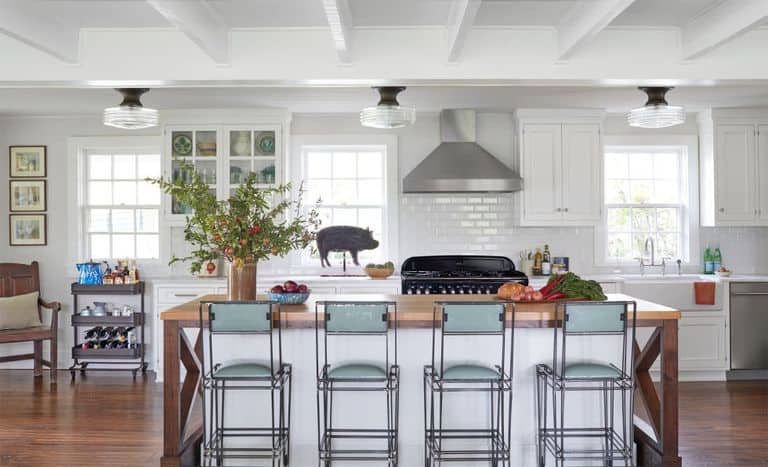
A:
[
  {"xmin": 84, "ymin": 150, "xmax": 162, "ymax": 260},
  {"xmin": 301, "ymin": 144, "xmax": 389, "ymax": 265},
  {"xmin": 604, "ymin": 146, "xmax": 688, "ymax": 262}
]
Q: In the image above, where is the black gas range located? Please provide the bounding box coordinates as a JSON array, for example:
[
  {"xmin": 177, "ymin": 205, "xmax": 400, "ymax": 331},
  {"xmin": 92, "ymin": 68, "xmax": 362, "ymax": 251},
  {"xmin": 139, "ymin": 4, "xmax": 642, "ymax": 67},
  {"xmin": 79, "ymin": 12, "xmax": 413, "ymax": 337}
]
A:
[{"xmin": 400, "ymin": 255, "xmax": 528, "ymax": 295}]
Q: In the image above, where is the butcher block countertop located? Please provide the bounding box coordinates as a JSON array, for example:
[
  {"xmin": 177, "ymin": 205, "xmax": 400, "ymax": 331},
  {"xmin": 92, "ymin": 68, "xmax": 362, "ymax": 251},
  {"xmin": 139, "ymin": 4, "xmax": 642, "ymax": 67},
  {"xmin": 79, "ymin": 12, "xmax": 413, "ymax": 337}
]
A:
[{"xmin": 160, "ymin": 293, "xmax": 680, "ymax": 328}]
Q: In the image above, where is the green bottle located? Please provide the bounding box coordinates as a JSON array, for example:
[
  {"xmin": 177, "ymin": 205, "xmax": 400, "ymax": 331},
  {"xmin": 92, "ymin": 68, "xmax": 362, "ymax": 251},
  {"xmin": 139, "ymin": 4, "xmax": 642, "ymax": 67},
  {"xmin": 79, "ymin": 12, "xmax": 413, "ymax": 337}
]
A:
[
  {"xmin": 704, "ymin": 246, "xmax": 714, "ymax": 274},
  {"xmin": 713, "ymin": 247, "xmax": 722, "ymax": 272}
]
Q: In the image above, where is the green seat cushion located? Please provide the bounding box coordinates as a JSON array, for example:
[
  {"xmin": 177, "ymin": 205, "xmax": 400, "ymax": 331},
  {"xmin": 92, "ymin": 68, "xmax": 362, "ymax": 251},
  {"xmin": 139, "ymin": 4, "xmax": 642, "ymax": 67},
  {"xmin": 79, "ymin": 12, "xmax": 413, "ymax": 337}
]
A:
[
  {"xmin": 213, "ymin": 359, "xmax": 272, "ymax": 379},
  {"xmin": 328, "ymin": 363, "xmax": 386, "ymax": 380},
  {"xmin": 563, "ymin": 363, "xmax": 622, "ymax": 379},
  {"xmin": 442, "ymin": 364, "xmax": 500, "ymax": 380}
]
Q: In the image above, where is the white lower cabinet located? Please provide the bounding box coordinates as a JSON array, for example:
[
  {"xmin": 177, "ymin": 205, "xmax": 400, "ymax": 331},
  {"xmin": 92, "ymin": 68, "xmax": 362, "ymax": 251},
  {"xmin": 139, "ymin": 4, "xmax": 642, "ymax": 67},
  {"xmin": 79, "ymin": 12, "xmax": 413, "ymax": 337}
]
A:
[{"xmin": 677, "ymin": 314, "xmax": 727, "ymax": 371}]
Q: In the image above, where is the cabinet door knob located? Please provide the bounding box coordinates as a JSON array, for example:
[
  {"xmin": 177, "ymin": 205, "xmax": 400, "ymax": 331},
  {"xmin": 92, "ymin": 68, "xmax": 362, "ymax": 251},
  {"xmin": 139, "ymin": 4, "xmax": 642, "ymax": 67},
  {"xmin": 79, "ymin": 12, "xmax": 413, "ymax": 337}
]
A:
[
  {"xmin": 556, "ymin": 208, "xmax": 562, "ymax": 212},
  {"xmin": 564, "ymin": 208, "xmax": 569, "ymax": 212},
  {"xmin": 719, "ymin": 208, "xmax": 725, "ymax": 212}
]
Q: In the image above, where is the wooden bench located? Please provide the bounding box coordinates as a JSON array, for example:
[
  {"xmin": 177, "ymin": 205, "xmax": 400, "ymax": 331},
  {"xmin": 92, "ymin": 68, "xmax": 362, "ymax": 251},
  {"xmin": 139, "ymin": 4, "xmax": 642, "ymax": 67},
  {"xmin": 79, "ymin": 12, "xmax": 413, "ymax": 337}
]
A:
[{"xmin": 0, "ymin": 261, "xmax": 60, "ymax": 382}]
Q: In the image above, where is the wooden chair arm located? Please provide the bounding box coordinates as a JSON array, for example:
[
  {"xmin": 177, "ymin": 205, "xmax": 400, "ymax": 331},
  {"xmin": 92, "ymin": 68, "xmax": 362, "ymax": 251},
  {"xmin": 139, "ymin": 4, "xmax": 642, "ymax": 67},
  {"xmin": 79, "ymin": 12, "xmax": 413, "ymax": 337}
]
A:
[
  {"xmin": 39, "ymin": 299, "xmax": 61, "ymax": 311},
  {"xmin": 38, "ymin": 298, "xmax": 60, "ymax": 331}
]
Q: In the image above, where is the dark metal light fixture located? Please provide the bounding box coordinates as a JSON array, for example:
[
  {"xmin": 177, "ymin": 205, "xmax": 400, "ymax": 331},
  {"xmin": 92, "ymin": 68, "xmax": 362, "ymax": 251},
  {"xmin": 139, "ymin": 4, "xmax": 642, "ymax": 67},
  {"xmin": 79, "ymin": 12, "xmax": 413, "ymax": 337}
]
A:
[
  {"xmin": 360, "ymin": 87, "xmax": 416, "ymax": 129},
  {"xmin": 627, "ymin": 87, "xmax": 685, "ymax": 128},
  {"xmin": 103, "ymin": 88, "xmax": 159, "ymax": 130}
]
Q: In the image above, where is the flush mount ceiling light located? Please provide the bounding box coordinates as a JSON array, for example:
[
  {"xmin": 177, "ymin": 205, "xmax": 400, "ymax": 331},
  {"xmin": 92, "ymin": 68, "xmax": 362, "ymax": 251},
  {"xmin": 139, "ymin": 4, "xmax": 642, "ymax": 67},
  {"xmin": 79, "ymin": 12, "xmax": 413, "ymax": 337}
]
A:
[
  {"xmin": 627, "ymin": 86, "xmax": 685, "ymax": 129},
  {"xmin": 103, "ymin": 88, "xmax": 158, "ymax": 130},
  {"xmin": 360, "ymin": 86, "xmax": 416, "ymax": 129}
]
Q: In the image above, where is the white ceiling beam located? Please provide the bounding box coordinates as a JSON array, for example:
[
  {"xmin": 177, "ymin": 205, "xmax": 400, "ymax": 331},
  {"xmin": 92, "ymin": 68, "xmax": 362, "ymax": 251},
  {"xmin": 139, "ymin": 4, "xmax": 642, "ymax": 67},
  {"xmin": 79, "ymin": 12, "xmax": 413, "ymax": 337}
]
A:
[
  {"xmin": 446, "ymin": 0, "xmax": 482, "ymax": 62},
  {"xmin": 321, "ymin": 0, "xmax": 353, "ymax": 63},
  {"xmin": 557, "ymin": 0, "xmax": 638, "ymax": 60},
  {"xmin": 0, "ymin": 2, "xmax": 80, "ymax": 63},
  {"xmin": 146, "ymin": 0, "xmax": 229, "ymax": 64},
  {"xmin": 682, "ymin": 0, "xmax": 768, "ymax": 60}
]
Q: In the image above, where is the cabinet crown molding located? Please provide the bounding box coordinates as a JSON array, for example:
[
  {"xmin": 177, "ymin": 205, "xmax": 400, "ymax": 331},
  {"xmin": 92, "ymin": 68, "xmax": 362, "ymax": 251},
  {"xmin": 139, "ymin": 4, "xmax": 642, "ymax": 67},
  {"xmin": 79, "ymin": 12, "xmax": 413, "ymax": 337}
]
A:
[{"xmin": 514, "ymin": 108, "xmax": 606, "ymax": 122}]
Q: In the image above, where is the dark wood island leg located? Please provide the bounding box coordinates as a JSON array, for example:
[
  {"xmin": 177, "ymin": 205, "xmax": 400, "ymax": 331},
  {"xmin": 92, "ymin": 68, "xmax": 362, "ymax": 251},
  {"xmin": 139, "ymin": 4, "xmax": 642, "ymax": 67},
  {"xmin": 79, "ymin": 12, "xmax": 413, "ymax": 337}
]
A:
[
  {"xmin": 161, "ymin": 320, "xmax": 203, "ymax": 467},
  {"xmin": 634, "ymin": 319, "xmax": 682, "ymax": 467}
]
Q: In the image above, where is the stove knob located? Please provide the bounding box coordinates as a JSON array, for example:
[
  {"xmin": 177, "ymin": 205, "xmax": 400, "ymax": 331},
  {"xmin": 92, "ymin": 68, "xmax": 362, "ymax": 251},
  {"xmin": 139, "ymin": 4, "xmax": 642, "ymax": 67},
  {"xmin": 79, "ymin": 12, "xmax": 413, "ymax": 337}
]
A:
[
  {"xmin": 486, "ymin": 287, "xmax": 494, "ymax": 294},
  {"xmin": 406, "ymin": 287, "xmax": 414, "ymax": 295},
  {"xmin": 424, "ymin": 287, "xmax": 431, "ymax": 295},
  {"xmin": 438, "ymin": 285, "xmax": 446, "ymax": 294},
  {"xmin": 449, "ymin": 286, "xmax": 457, "ymax": 294}
]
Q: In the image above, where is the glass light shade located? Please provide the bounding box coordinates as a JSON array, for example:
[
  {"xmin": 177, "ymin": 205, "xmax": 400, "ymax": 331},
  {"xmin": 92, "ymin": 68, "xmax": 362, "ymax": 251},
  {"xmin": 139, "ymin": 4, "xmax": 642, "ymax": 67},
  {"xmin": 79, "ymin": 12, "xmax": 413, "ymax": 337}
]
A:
[
  {"xmin": 360, "ymin": 105, "xmax": 416, "ymax": 129},
  {"xmin": 103, "ymin": 106, "xmax": 159, "ymax": 130},
  {"xmin": 627, "ymin": 104, "xmax": 685, "ymax": 129}
]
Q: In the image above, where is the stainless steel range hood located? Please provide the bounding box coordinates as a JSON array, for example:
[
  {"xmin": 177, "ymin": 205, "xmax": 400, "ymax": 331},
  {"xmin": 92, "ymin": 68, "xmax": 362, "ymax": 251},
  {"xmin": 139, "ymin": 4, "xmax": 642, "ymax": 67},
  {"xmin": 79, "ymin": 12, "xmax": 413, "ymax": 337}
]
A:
[{"xmin": 402, "ymin": 109, "xmax": 522, "ymax": 193}]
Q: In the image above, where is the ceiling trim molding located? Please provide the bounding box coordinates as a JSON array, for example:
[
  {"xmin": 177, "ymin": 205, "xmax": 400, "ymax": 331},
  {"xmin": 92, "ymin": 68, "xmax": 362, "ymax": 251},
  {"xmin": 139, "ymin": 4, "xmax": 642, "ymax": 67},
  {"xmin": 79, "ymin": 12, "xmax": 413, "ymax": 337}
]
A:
[
  {"xmin": 557, "ymin": 0, "xmax": 638, "ymax": 60},
  {"xmin": 0, "ymin": 3, "xmax": 80, "ymax": 63},
  {"xmin": 321, "ymin": 0, "xmax": 353, "ymax": 63},
  {"xmin": 446, "ymin": 0, "xmax": 482, "ymax": 63},
  {"xmin": 145, "ymin": 0, "xmax": 230, "ymax": 64},
  {"xmin": 682, "ymin": 0, "xmax": 768, "ymax": 60}
]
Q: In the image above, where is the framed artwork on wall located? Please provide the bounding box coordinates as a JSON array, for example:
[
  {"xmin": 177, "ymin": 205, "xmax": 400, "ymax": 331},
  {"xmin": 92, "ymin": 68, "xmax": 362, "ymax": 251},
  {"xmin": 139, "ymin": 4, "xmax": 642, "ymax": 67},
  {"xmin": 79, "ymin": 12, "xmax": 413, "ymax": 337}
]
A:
[
  {"xmin": 9, "ymin": 180, "xmax": 46, "ymax": 212},
  {"xmin": 9, "ymin": 146, "xmax": 47, "ymax": 178},
  {"xmin": 9, "ymin": 214, "xmax": 47, "ymax": 246}
]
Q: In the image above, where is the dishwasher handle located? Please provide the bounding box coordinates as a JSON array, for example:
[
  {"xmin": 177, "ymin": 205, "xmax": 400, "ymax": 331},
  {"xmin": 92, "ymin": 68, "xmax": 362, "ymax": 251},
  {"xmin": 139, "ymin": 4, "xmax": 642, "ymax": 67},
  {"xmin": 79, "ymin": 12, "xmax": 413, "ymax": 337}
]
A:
[{"xmin": 731, "ymin": 292, "xmax": 768, "ymax": 296}]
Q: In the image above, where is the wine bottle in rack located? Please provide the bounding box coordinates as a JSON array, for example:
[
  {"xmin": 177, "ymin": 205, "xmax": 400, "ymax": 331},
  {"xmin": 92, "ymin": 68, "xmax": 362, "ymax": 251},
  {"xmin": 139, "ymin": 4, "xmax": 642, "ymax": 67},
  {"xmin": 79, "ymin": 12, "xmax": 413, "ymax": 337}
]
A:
[{"xmin": 84, "ymin": 327, "xmax": 102, "ymax": 339}]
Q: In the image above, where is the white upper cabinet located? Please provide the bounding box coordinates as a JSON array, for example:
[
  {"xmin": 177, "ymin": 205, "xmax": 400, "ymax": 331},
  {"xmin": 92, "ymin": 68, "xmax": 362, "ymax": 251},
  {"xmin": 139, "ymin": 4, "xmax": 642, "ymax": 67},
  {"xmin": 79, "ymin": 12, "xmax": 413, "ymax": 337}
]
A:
[
  {"xmin": 715, "ymin": 124, "xmax": 756, "ymax": 223},
  {"xmin": 700, "ymin": 109, "xmax": 768, "ymax": 226},
  {"xmin": 517, "ymin": 110, "xmax": 604, "ymax": 226},
  {"xmin": 160, "ymin": 109, "xmax": 290, "ymax": 223},
  {"xmin": 758, "ymin": 125, "xmax": 768, "ymax": 223},
  {"xmin": 561, "ymin": 124, "xmax": 602, "ymax": 222},
  {"xmin": 521, "ymin": 123, "xmax": 562, "ymax": 222}
]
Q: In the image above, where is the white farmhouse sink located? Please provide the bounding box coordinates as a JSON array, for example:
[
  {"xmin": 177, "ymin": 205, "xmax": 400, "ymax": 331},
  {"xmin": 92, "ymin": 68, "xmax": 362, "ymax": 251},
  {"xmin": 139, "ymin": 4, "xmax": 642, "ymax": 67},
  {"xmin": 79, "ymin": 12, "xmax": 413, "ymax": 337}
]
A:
[{"xmin": 621, "ymin": 277, "xmax": 723, "ymax": 311}]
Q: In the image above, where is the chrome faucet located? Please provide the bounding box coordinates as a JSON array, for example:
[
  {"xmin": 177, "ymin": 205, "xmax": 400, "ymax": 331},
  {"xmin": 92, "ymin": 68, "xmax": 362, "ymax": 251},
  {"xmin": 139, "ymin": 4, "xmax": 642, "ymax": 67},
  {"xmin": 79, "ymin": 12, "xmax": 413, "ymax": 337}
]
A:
[
  {"xmin": 644, "ymin": 237, "xmax": 655, "ymax": 267},
  {"xmin": 638, "ymin": 236, "xmax": 668, "ymax": 275}
]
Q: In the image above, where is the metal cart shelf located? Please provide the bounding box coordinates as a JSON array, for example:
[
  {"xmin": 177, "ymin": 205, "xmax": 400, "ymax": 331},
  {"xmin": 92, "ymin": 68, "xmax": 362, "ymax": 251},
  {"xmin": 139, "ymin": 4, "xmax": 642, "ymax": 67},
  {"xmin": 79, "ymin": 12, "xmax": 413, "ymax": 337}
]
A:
[{"xmin": 69, "ymin": 281, "xmax": 147, "ymax": 379}]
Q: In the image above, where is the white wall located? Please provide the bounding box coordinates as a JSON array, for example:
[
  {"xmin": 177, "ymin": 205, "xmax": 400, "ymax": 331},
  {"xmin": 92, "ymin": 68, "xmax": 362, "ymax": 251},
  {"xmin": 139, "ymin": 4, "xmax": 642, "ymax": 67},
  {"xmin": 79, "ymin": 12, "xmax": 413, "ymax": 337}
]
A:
[{"xmin": 0, "ymin": 116, "xmax": 159, "ymax": 367}]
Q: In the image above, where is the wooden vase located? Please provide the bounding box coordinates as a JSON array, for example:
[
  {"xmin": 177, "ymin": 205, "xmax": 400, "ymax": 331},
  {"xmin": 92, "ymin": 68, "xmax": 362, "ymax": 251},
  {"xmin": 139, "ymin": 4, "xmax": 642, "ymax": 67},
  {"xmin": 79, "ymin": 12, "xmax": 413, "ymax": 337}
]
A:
[{"xmin": 227, "ymin": 262, "xmax": 257, "ymax": 300}]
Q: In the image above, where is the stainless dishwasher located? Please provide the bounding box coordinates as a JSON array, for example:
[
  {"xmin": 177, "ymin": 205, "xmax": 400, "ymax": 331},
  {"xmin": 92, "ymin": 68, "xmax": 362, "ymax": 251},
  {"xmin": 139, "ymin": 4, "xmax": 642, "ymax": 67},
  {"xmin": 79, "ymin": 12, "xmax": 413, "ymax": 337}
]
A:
[{"xmin": 730, "ymin": 282, "xmax": 768, "ymax": 372}]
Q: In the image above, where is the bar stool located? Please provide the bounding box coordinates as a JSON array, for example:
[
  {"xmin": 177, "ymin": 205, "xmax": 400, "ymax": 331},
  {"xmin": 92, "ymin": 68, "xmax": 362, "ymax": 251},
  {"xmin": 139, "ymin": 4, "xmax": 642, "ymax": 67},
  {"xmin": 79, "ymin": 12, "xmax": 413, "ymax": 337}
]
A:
[
  {"xmin": 199, "ymin": 301, "xmax": 292, "ymax": 467},
  {"xmin": 315, "ymin": 301, "xmax": 399, "ymax": 466},
  {"xmin": 535, "ymin": 301, "xmax": 637, "ymax": 467},
  {"xmin": 423, "ymin": 301, "xmax": 515, "ymax": 467}
]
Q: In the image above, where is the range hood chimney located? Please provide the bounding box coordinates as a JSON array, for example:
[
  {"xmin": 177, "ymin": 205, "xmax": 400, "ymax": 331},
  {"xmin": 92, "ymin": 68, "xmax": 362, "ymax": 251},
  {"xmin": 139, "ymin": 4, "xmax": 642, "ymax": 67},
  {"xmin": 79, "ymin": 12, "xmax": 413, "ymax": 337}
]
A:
[{"xmin": 402, "ymin": 109, "xmax": 522, "ymax": 193}]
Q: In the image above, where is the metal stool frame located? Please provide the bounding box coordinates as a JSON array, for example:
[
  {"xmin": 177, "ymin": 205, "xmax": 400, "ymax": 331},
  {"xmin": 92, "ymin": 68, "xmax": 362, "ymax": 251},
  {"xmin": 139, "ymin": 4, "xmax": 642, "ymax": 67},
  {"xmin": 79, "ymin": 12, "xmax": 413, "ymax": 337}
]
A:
[
  {"xmin": 423, "ymin": 301, "xmax": 516, "ymax": 467},
  {"xmin": 315, "ymin": 301, "xmax": 400, "ymax": 467},
  {"xmin": 535, "ymin": 301, "xmax": 637, "ymax": 467},
  {"xmin": 199, "ymin": 301, "xmax": 292, "ymax": 467}
]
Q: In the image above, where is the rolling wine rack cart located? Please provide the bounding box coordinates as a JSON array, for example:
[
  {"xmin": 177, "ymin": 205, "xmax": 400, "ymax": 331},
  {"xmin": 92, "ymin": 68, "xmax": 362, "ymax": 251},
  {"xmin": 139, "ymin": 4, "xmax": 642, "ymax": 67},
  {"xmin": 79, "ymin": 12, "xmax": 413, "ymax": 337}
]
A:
[{"xmin": 69, "ymin": 282, "xmax": 147, "ymax": 379}]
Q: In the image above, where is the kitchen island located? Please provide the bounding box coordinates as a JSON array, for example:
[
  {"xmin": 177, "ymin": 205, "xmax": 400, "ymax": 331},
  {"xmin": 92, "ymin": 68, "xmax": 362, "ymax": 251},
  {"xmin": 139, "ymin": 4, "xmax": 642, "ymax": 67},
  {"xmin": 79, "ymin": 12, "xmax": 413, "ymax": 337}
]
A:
[{"xmin": 160, "ymin": 294, "xmax": 681, "ymax": 467}]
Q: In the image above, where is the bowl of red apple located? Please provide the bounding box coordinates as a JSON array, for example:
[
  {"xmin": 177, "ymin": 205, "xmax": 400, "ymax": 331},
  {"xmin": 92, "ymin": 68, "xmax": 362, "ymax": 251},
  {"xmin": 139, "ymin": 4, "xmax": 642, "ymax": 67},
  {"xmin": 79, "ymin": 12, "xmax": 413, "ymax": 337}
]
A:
[{"xmin": 268, "ymin": 280, "xmax": 310, "ymax": 304}]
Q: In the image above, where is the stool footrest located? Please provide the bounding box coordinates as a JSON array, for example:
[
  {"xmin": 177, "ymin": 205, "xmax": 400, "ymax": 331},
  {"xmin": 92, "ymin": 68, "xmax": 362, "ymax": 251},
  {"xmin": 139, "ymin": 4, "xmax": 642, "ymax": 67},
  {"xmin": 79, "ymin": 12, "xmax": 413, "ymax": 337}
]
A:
[
  {"xmin": 539, "ymin": 427, "xmax": 632, "ymax": 461},
  {"xmin": 425, "ymin": 428, "xmax": 510, "ymax": 462}
]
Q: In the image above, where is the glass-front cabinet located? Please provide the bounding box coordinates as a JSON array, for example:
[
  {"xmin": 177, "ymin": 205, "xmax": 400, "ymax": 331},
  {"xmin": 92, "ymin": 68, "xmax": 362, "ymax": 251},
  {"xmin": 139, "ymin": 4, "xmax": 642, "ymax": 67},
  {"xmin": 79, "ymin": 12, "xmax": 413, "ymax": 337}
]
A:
[
  {"xmin": 161, "ymin": 115, "xmax": 286, "ymax": 221},
  {"xmin": 168, "ymin": 128, "xmax": 219, "ymax": 215}
]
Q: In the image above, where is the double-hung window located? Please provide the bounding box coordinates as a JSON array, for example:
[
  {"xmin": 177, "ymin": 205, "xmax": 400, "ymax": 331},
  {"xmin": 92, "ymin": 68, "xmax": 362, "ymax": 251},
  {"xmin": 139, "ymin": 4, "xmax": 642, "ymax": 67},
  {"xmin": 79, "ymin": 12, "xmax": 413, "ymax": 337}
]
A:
[
  {"xmin": 604, "ymin": 145, "xmax": 689, "ymax": 262},
  {"xmin": 294, "ymin": 136, "xmax": 398, "ymax": 267},
  {"xmin": 84, "ymin": 149, "xmax": 162, "ymax": 260}
]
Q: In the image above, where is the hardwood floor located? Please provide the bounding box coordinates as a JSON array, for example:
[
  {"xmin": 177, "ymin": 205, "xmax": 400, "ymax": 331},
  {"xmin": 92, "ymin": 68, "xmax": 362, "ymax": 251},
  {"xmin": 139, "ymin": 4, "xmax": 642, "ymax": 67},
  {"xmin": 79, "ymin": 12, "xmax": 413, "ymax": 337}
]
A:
[
  {"xmin": 0, "ymin": 371, "xmax": 162, "ymax": 466},
  {"xmin": 0, "ymin": 371, "xmax": 765, "ymax": 466}
]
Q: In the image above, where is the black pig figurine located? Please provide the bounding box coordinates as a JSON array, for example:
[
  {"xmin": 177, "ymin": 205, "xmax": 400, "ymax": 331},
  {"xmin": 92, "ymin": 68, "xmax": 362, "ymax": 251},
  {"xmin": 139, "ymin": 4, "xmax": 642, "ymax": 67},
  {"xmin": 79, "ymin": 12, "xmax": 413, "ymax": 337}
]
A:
[{"xmin": 316, "ymin": 226, "xmax": 380, "ymax": 267}]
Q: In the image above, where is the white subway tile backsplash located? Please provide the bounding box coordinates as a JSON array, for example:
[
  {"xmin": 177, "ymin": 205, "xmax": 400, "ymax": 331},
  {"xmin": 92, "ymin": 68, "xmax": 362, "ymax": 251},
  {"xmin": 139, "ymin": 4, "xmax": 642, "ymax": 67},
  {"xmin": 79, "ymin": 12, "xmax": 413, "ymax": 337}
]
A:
[{"xmin": 399, "ymin": 194, "xmax": 595, "ymax": 271}]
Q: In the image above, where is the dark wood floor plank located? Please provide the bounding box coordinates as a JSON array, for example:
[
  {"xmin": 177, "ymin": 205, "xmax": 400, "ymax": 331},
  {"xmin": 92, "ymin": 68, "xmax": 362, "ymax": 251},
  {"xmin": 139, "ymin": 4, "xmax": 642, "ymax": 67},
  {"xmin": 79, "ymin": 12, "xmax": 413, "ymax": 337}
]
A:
[{"xmin": 0, "ymin": 371, "xmax": 766, "ymax": 466}]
